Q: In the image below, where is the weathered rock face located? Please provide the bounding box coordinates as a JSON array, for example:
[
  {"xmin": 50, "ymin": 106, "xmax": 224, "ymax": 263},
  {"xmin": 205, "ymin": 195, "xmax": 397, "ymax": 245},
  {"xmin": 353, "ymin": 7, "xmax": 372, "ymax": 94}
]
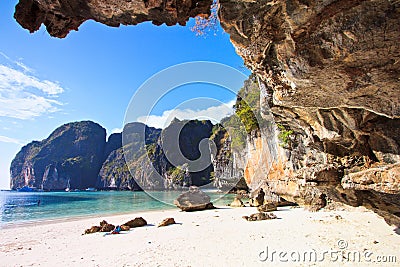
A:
[
  {"xmin": 97, "ymin": 122, "xmax": 162, "ymax": 190},
  {"xmin": 211, "ymin": 77, "xmax": 262, "ymax": 192},
  {"xmin": 103, "ymin": 133, "xmax": 122, "ymax": 161},
  {"xmin": 219, "ymin": 0, "xmax": 399, "ymax": 118},
  {"xmin": 14, "ymin": 0, "xmax": 212, "ymax": 38},
  {"xmin": 217, "ymin": 0, "xmax": 400, "ymax": 223},
  {"xmin": 210, "ymin": 1, "xmax": 400, "ymax": 223},
  {"xmin": 174, "ymin": 186, "xmax": 215, "ymax": 211},
  {"xmin": 11, "ymin": 118, "xmax": 216, "ymax": 191},
  {"xmin": 10, "ymin": 121, "xmax": 106, "ymax": 190},
  {"xmin": 161, "ymin": 118, "xmax": 214, "ymax": 188},
  {"xmin": 97, "ymin": 147, "xmax": 142, "ymax": 190},
  {"xmin": 98, "ymin": 119, "xmax": 215, "ymax": 190}
]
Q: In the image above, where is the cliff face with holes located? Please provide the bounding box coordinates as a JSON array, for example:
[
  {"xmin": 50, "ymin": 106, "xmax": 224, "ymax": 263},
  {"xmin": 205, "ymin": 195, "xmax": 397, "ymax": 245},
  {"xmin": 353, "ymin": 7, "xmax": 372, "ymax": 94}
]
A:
[
  {"xmin": 218, "ymin": 0, "xmax": 400, "ymax": 223},
  {"xmin": 13, "ymin": 0, "xmax": 400, "ymax": 224}
]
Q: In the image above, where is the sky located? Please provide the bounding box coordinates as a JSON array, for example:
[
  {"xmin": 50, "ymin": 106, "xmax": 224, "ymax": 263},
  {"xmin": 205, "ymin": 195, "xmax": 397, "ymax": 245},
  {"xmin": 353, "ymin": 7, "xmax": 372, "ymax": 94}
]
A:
[{"xmin": 0, "ymin": 1, "xmax": 250, "ymax": 189}]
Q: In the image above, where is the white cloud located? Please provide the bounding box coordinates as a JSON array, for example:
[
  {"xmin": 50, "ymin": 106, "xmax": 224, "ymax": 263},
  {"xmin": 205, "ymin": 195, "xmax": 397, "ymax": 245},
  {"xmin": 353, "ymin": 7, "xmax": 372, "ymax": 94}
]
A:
[
  {"xmin": 0, "ymin": 135, "xmax": 24, "ymax": 145},
  {"xmin": 137, "ymin": 100, "xmax": 235, "ymax": 129},
  {"xmin": 0, "ymin": 93, "xmax": 62, "ymax": 120},
  {"xmin": 110, "ymin": 127, "xmax": 122, "ymax": 134},
  {"xmin": 0, "ymin": 53, "xmax": 65, "ymax": 120},
  {"xmin": 107, "ymin": 127, "xmax": 123, "ymax": 138},
  {"xmin": 0, "ymin": 53, "xmax": 34, "ymax": 74},
  {"xmin": 0, "ymin": 65, "xmax": 63, "ymax": 95}
]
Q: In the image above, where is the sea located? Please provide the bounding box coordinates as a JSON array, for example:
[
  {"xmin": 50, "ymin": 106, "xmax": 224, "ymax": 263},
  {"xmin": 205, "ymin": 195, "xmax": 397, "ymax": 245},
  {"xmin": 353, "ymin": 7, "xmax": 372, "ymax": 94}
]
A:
[{"xmin": 0, "ymin": 190, "xmax": 234, "ymax": 227}]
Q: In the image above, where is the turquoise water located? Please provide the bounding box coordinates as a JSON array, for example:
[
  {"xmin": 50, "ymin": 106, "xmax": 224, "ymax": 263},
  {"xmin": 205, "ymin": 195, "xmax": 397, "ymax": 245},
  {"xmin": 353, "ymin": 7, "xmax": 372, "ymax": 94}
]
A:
[{"xmin": 0, "ymin": 190, "xmax": 234, "ymax": 226}]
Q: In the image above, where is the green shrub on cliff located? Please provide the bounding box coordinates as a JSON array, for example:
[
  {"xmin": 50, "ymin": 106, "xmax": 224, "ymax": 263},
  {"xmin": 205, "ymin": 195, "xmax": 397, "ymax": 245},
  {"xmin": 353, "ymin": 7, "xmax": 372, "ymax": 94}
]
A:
[
  {"xmin": 277, "ymin": 124, "xmax": 293, "ymax": 147},
  {"xmin": 234, "ymin": 76, "xmax": 260, "ymax": 134},
  {"xmin": 167, "ymin": 166, "xmax": 186, "ymax": 182}
]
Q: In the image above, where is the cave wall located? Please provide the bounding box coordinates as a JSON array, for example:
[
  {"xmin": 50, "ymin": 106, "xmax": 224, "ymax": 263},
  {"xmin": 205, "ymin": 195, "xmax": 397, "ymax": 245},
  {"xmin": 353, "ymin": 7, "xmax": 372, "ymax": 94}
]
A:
[{"xmin": 218, "ymin": 0, "xmax": 400, "ymax": 223}]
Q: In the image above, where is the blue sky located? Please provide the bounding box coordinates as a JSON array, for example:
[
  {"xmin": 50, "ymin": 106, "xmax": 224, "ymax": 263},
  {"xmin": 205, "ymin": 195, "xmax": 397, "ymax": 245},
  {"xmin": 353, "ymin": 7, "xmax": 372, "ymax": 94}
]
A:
[{"xmin": 0, "ymin": 0, "xmax": 250, "ymax": 189}]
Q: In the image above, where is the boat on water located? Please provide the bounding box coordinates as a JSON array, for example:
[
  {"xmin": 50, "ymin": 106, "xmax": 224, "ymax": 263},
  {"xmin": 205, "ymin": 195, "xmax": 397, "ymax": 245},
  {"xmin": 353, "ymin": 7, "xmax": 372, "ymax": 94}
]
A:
[
  {"xmin": 17, "ymin": 186, "xmax": 37, "ymax": 192},
  {"xmin": 65, "ymin": 179, "xmax": 71, "ymax": 192},
  {"xmin": 85, "ymin": 187, "xmax": 97, "ymax": 192}
]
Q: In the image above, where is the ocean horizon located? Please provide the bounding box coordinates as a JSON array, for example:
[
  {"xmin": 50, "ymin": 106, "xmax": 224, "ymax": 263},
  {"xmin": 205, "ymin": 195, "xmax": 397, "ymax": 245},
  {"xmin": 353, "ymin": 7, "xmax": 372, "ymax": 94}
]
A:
[{"xmin": 0, "ymin": 190, "xmax": 235, "ymax": 227}]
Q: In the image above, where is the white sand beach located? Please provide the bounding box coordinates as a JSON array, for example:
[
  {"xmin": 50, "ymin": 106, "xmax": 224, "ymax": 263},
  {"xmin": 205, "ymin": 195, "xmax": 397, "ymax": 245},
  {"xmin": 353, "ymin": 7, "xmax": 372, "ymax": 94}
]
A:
[{"xmin": 1, "ymin": 205, "xmax": 399, "ymax": 267}]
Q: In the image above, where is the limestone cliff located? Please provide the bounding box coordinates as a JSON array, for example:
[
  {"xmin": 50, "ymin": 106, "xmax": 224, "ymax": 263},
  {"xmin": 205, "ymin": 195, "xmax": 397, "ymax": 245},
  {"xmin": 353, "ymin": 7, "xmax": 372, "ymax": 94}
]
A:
[
  {"xmin": 217, "ymin": 0, "xmax": 400, "ymax": 223},
  {"xmin": 10, "ymin": 121, "xmax": 107, "ymax": 190},
  {"xmin": 97, "ymin": 122, "xmax": 161, "ymax": 190},
  {"xmin": 11, "ymin": 119, "xmax": 216, "ymax": 191},
  {"xmin": 97, "ymin": 119, "xmax": 215, "ymax": 190}
]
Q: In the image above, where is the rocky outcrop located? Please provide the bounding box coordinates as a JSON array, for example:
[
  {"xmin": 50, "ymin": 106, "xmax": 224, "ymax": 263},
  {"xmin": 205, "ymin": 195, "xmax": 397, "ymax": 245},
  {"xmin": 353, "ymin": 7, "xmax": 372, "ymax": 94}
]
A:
[
  {"xmin": 14, "ymin": 0, "xmax": 212, "ymax": 38},
  {"xmin": 122, "ymin": 217, "xmax": 147, "ymax": 228},
  {"xmin": 84, "ymin": 225, "xmax": 102, "ymax": 235},
  {"xmin": 158, "ymin": 217, "xmax": 176, "ymax": 227},
  {"xmin": 242, "ymin": 212, "xmax": 277, "ymax": 221},
  {"xmin": 174, "ymin": 186, "xmax": 215, "ymax": 211},
  {"xmin": 229, "ymin": 196, "xmax": 245, "ymax": 208},
  {"xmin": 11, "ymin": 119, "xmax": 217, "ymax": 191},
  {"xmin": 217, "ymin": 0, "xmax": 400, "ymax": 223},
  {"xmin": 103, "ymin": 133, "xmax": 122, "ymax": 161},
  {"xmin": 211, "ymin": 77, "xmax": 261, "ymax": 192},
  {"xmin": 251, "ymin": 188, "xmax": 265, "ymax": 207},
  {"xmin": 10, "ymin": 121, "xmax": 106, "ymax": 190},
  {"xmin": 100, "ymin": 223, "xmax": 116, "ymax": 232},
  {"xmin": 98, "ymin": 119, "xmax": 215, "ymax": 190},
  {"xmin": 84, "ymin": 220, "xmax": 131, "ymax": 234},
  {"xmin": 97, "ymin": 122, "xmax": 161, "ymax": 190},
  {"xmin": 257, "ymin": 202, "xmax": 277, "ymax": 213},
  {"xmin": 160, "ymin": 119, "xmax": 214, "ymax": 188}
]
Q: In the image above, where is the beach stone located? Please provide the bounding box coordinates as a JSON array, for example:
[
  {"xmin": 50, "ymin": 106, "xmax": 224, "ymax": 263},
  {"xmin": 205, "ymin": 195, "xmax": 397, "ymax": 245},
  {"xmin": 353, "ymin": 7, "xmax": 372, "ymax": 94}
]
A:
[
  {"xmin": 120, "ymin": 225, "xmax": 130, "ymax": 231},
  {"xmin": 122, "ymin": 217, "xmax": 147, "ymax": 228},
  {"xmin": 257, "ymin": 202, "xmax": 277, "ymax": 212},
  {"xmin": 99, "ymin": 220, "xmax": 108, "ymax": 227},
  {"xmin": 250, "ymin": 188, "xmax": 265, "ymax": 207},
  {"xmin": 242, "ymin": 212, "xmax": 277, "ymax": 221},
  {"xmin": 236, "ymin": 190, "xmax": 249, "ymax": 199},
  {"xmin": 174, "ymin": 186, "xmax": 215, "ymax": 212},
  {"xmin": 277, "ymin": 198, "xmax": 298, "ymax": 207},
  {"xmin": 229, "ymin": 196, "xmax": 245, "ymax": 207},
  {"xmin": 84, "ymin": 225, "xmax": 102, "ymax": 234},
  {"xmin": 100, "ymin": 223, "xmax": 115, "ymax": 232},
  {"xmin": 306, "ymin": 193, "xmax": 327, "ymax": 212},
  {"xmin": 158, "ymin": 218, "xmax": 176, "ymax": 227}
]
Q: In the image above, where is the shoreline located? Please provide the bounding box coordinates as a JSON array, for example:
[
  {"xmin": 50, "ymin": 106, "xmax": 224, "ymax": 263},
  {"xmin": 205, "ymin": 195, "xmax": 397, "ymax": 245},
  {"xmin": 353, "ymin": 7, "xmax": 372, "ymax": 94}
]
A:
[
  {"xmin": 1, "ymin": 204, "xmax": 399, "ymax": 266},
  {"xmin": 0, "ymin": 190, "xmax": 236, "ymax": 229},
  {"xmin": 0, "ymin": 205, "xmax": 178, "ymax": 230}
]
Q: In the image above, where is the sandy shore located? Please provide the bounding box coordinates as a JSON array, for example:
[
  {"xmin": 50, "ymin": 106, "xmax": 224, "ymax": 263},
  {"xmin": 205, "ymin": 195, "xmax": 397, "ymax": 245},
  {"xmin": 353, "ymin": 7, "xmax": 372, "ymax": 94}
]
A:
[{"xmin": 1, "ymin": 205, "xmax": 399, "ymax": 267}]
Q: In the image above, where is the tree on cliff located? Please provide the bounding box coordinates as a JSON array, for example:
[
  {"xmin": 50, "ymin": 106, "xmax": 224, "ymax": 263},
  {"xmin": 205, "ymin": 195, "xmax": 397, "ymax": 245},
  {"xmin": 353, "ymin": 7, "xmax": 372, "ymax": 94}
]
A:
[{"xmin": 191, "ymin": 0, "xmax": 219, "ymax": 36}]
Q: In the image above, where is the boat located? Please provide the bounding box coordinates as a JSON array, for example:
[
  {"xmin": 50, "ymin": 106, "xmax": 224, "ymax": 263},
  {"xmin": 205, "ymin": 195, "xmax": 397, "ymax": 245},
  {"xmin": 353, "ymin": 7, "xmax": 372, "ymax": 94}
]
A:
[
  {"xmin": 85, "ymin": 187, "xmax": 97, "ymax": 192},
  {"xmin": 65, "ymin": 179, "xmax": 71, "ymax": 192},
  {"xmin": 17, "ymin": 186, "xmax": 36, "ymax": 192}
]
